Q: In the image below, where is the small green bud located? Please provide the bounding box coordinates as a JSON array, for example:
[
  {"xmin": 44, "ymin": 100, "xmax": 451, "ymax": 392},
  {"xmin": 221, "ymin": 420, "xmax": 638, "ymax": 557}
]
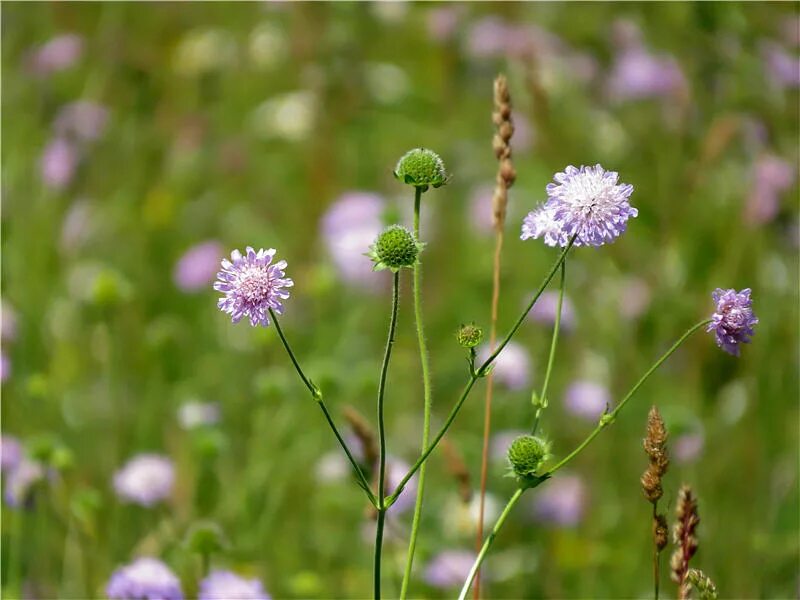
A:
[
  {"xmin": 184, "ymin": 521, "xmax": 228, "ymax": 556},
  {"xmin": 368, "ymin": 225, "xmax": 424, "ymax": 272},
  {"xmin": 507, "ymin": 435, "xmax": 550, "ymax": 481},
  {"xmin": 393, "ymin": 148, "xmax": 448, "ymax": 191},
  {"xmin": 456, "ymin": 323, "xmax": 483, "ymax": 348}
]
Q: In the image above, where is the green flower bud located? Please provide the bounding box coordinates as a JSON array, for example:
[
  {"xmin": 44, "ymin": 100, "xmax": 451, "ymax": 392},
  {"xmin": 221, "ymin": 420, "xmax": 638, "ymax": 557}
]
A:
[
  {"xmin": 184, "ymin": 521, "xmax": 228, "ymax": 556},
  {"xmin": 507, "ymin": 435, "xmax": 550, "ymax": 481},
  {"xmin": 393, "ymin": 148, "xmax": 448, "ymax": 191},
  {"xmin": 369, "ymin": 225, "xmax": 424, "ymax": 272},
  {"xmin": 457, "ymin": 323, "xmax": 483, "ymax": 348}
]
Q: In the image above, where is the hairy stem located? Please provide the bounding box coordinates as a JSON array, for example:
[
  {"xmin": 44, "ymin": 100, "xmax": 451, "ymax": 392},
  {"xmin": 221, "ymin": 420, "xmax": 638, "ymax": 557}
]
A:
[
  {"xmin": 374, "ymin": 272, "xmax": 400, "ymax": 599},
  {"xmin": 270, "ymin": 309, "xmax": 376, "ymax": 505},
  {"xmin": 400, "ymin": 186, "xmax": 432, "ymax": 598}
]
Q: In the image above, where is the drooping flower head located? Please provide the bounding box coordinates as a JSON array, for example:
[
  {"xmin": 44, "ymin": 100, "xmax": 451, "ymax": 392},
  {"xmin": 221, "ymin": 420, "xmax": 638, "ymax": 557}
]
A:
[
  {"xmin": 214, "ymin": 247, "xmax": 294, "ymax": 327},
  {"xmin": 707, "ymin": 288, "xmax": 758, "ymax": 356},
  {"xmin": 106, "ymin": 557, "xmax": 184, "ymax": 600},
  {"xmin": 522, "ymin": 164, "xmax": 637, "ymax": 247},
  {"xmin": 113, "ymin": 454, "xmax": 174, "ymax": 507},
  {"xmin": 199, "ymin": 570, "xmax": 270, "ymax": 600}
]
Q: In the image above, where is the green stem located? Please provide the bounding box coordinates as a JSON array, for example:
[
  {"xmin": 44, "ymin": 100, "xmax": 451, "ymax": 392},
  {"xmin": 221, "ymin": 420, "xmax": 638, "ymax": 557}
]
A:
[
  {"xmin": 400, "ymin": 186, "xmax": 432, "ymax": 599},
  {"xmin": 270, "ymin": 309, "xmax": 376, "ymax": 505},
  {"xmin": 458, "ymin": 488, "xmax": 525, "ymax": 600},
  {"xmin": 546, "ymin": 319, "xmax": 711, "ymax": 476},
  {"xmin": 532, "ymin": 259, "xmax": 566, "ymax": 435},
  {"xmin": 389, "ymin": 239, "xmax": 576, "ymax": 503},
  {"xmin": 374, "ymin": 272, "xmax": 400, "ymax": 599}
]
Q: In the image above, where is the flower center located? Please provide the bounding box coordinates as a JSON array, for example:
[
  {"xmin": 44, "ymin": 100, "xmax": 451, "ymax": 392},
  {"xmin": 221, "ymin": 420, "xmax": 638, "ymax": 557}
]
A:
[{"xmin": 238, "ymin": 267, "xmax": 272, "ymax": 304}]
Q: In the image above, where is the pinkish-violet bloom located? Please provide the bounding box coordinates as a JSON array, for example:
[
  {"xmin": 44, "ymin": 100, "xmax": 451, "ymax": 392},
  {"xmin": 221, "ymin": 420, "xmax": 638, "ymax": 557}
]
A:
[
  {"xmin": 175, "ymin": 241, "xmax": 224, "ymax": 292},
  {"xmin": 426, "ymin": 6, "xmax": 464, "ymax": 43},
  {"xmin": 113, "ymin": 454, "xmax": 174, "ymax": 507},
  {"xmin": 106, "ymin": 557, "xmax": 184, "ymax": 600},
  {"xmin": 674, "ymin": 431, "xmax": 705, "ymax": 464},
  {"xmin": 0, "ymin": 354, "xmax": 9, "ymax": 383},
  {"xmin": 745, "ymin": 154, "xmax": 796, "ymax": 225},
  {"xmin": 529, "ymin": 291, "xmax": 576, "ymax": 330},
  {"xmin": 762, "ymin": 41, "xmax": 800, "ymax": 89},
  {"xmin": 564, "ymin": 380, "xmax": 611, "ymax": 421},
  {"xmin": 4, "ymin": 457, "xmax": 45, "ymax": 508},
  {"xmin": 199, "ymin": 570, "xmax": 270, "ymax": 600},
  {"xmin": 607, "ymin": 47, "xmax": 687, "ymax": 102},
  {"xmin": 0, "ymin": 436, "xmax": 22, "ymax": 472},
  {"xmin": 468, "ymin": 185, "xmax": 495, "ymax": 235},
  {"xmin": 424, "ymin": 550, "xmax": 477, "ymax": 589},
  {"xmin": 529, "ymin": 474, "xmax": 586, "ymax": 527},
  {"xmin": 386, "ymin": 458, "xmax": 418, "ymax": 514},
  {"xmin": 214, "ymin": 247, "xmax": 294, "ymax": 327},
  {"xmin": 27, "ymin": 34, "xmax": 83, "ymax": 76},
  {"xmin": 40, "ymin": 137, "xmax": 78, "ymax": 190},
  {"xmin": 523, "ymin": 164, "xmax": 637, "ymax": 247},
  {"xmin": 478, "ymin": 341, "xmax": 531, "ymax": 391},
  {"xmin": 54, "ymin": 100, "xmax": 109, "ymax": 142},
  {"xmin": 707, "ymin": 288, "xmax": 758, "ymax": 356}
]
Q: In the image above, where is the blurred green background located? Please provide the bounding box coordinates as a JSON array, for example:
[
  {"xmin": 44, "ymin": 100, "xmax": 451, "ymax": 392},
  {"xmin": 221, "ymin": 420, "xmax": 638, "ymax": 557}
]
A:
[{"xmin": 2, "ymin": 2, "xmax": 798, "ymax": 599}]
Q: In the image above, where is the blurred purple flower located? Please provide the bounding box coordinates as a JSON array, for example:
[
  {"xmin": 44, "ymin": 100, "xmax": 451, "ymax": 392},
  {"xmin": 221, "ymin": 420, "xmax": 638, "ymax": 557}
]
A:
[
  {"xmin": 26, "ymin": 34, "xmax": 83, "ymax": 76},
  {"xmin": 478, "ymin": 341, "xmax": 531, "ymax": 391},
  {"xmin": 1, "ymin": 435, "xmax": 22, "ymax": 472},
  {"xmin": 468, "ymin": 185, "xmax": 494, "ymax": 235},
  {"xmin": 564, "ymin": 380, "xmax": 611, "ymax": 421},
  {"xmin": 106, "ymin": 557, "xmax": 184, "ymax": 600},
  {"xmin": 745, "ymin": 154, "xmax": 796, "ymax": 225},
  {"xmin": 0, "ymin": 354, "xmax": 10, "ymax": 383},
  {"xmin": 529, "ymin": 291, "xmax": 576, "ymax": 331},
  {"xmin": 199, "ymin": 570, "xmax": 270, "ymax": 600},
  {"xmin": 607, "ymin": 47, "xmax": 687, "ymax": 102},
  {"xmin": 762, "ymin": 41, "xmax": 800, "ymax": 89},
  {"xmin": 54, "ymin": 100, "xmax": 109, "ymax": 142},
  {"xmin": 490, "ymin": 429, "xmax": 527, "ymax": 461},
  {"xmin": 4, "ymin": 457, "xmax": 44, "ymax": 508},
  {"xmin": 529, "ymin": 474, "xmax": 586, "ymax": 527},
  {"xmin": 40, "ymin": 137, "xmax": 78, "ymax": 190},
  {"xmin": 618, "ymin": 277, "xmax": 651, "ymax": 320},
  {"xmin": 674, "ymin": 431, "xmax": 705, "ymax": 464},
  {"xmin": 60, "ymin": 200, "xmax": 94, "ymax": 252},
  {"xmin": 426, "ymin": 6, "xmax": 464, "ymax": 43},
  {"xmin": 214, "ymin": 247, "xmax": 294, "ymax": 327},
  {"xmin": 174, "ymin": 241, "xmax": 224, "ymax": 292},
  {"xmin": 386, "ymin": 458, "xmax": 418, "ymax": 515},
  {"xmin": 465, "ymin": 17, "xmax": 509, "ymax": 58},
  {"xmin": 1, "ymin": 302, "xmax": 17, "ymax": 341},
  {"xmin": 113, "ymin": 454, "xmax": 174, "ymax": 507},
  {"xmin": 707, "ymin": 288, "xmax": 758, "ymax": 357},
  {"xmin": 424, "ymin": 550, "xmax": 476, "ymax": 589},
  {"xmin": 321, "ymin": 192, "xmax": 386, "ymax": 291},
  {"xmin": 177, "ymin": 401, "xmax": 220, "ymax": 429}
]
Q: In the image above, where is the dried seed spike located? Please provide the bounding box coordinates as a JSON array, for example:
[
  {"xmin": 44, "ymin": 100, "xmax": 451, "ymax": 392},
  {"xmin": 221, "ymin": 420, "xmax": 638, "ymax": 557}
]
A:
[
  {"xmin": 491, "ymin": 73, "xmax": 515, "ymax": 231},
  {"xmin": 671, "ymin": 484, "xmax": 700, "ymax": 599}
]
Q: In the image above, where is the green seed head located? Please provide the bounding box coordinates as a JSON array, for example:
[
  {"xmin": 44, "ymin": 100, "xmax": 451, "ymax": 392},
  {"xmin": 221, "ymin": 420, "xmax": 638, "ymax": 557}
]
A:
[
  {"xmin": 393, "ymin": 148, "xmax": 448, "ymax": 191},
  {"xmin": 369, "ymin": 225, "xmax": 423, "ymax": 272},
  {"xmin": 457, "ymin": 323, "xmax": 483, "ymax": 348},
  {"xmin": 507, "ymin": 435, "xmax": 550, "ymax": 480}
]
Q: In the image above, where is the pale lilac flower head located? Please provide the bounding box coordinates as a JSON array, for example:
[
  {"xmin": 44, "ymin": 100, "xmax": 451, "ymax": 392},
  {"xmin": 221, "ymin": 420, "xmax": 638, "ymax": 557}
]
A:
[
  {"xmin": 177, "ymin": 401, "xmax": 220, "ymax": 430},
  {"xmin": 424, "ymin": 550, "xmax": 477, "ymax": 589},
  {"xmin": 564, "ymin": 380, "xmax": 611, "ymax": 421},
  {"xmin": 4, "ymin": 457, "xmax": 45, "ymax": 508},
  {"xmin": 321, "ymin": 192, "xmax": 385, "ymax": 291},
  {"xmin": 762, "ymin": 41, "xmax": 800, "ymax": 89},
  {"xmin": 707, "ymin": 288, "xmax": 758, "ymax": 356},
  {"xmin": 674, "ymin": 431, "xmax": 705, "ymax": 464},
  {"xmin": 214, "ymin": 247, "xmax": 294, "ymax": 327},
  {"xmin": 465, "ymin": 17, "xmax": 509, "ymax": 59},
  {"xmin": 524, "ymin": 164, "xmax": 636, "ymax": 247},
  {"xmin": 426, "ymin": 6, "xmax": 464, "ymax": 43},
  {"xmin": 478, "ymin": 341, "xmax": 531, "ymax": 391},
  {"xmin": 40, "ymin": 137, "xmax": 78, "ymax": 190},
  {"xmin": 386, "ymin": 458, "xmax": 418, "ymax": 514},
  {"xmin": 27, "ymin": 34, "xmax": 83, "ymax": 75},
  {"xmin": 113, "ymin": 454, "xmax": 174, "ymax": 507},
  {"xmin": 529, "ymin": 291, "xmax": 576, "ymax": 330},
  {"xmin": 54, "ymin": 101, "xmax": 109, "ymax": 142},
  {"xmin": 199, "ymin": 570, "xmax": 270, "ymax": 600},
  {"xmin": 1, "ymin": 302, "xmax": 17, "ymax": 341},
  {"xmin": 175, "ymin": 241, "xmax": 224, "ymax": 292},
  {"xmin": 608, "ymin": 47, "xmax": 687, "ymax": 102},
  {"xmin": 529, "ymin": 474, "xmax": 586, "ymax": 527},
  {"xmin": 745, "ymin": 154, "xmax": 796, "ymax": 225},
  {"xmin": 1, "ymin": 435, "xmax": 22, "ymax": 472},
  {"xmin": 106, "ymin": 557, "xmax": 184, "ymax": 600},
  {"xmin": 0, "ymin": 354, "xmax": 9, "ymax": 383},
  {"xmin": 468, "ymin": 185, "xmax": 495, "ymax": 235}
]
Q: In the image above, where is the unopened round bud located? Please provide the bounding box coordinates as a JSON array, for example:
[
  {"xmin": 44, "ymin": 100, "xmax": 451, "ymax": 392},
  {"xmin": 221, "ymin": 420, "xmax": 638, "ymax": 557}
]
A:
[
  {"xmin": 507, "ymin": 435, "xmax": 549, "ymax": 480},
  {"xmin": 393, "ymin": 148, "xmax": 448, "ymax": 191},
  {"xmin": 370, "ymin": 225, "xmax": 422, "ymax": 271},
  {"xmin": 457, "ymin": 323, "xmax": 483, "ymax": 348}
]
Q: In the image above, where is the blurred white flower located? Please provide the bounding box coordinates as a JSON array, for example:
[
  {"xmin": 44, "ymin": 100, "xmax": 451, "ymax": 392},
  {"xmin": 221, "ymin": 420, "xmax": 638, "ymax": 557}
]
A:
[
  {"xmin": 248, "ymin": 22, "xmax": 288, "ymax": 70},
  {"xmin": 173, "ymin": 29, "xmax": 237, "ymax": 76},
  {"xmin": 365, "ymin": 63, "xmax": 410, "ymax": 105},
  {"xmin": 442, "ymin": 492, "xmax": 500, "ymax": 538},
  {"xmin": 177, "ymin": 402, "xmax": 220, "ymax": 430},
  {"xmin": 252, "ymin": 91, "xmax": 317, "ymax": 142}
]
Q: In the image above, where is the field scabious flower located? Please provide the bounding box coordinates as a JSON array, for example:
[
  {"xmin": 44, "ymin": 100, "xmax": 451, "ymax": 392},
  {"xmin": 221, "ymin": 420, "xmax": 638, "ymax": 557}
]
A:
[
  {"xmin": 523, "ymin": 164, "xmax": 637, "ymax": 247},
  {"xmin": 199, "ymin": 570, "xmax": 270, "ymax": 600},
  {"xmin": 4, "ymin": 456, "xmax": 45, "ymax": 508},
  {"xmin": 424, "ymin": 550, "xmax": 477, "ymax": 589},
  {"xmin": 113, "ymin": 454, "xmax": 174, "ymax": 507},
  {"xmin": 564, "ymin": 380, "xmax": 611, "ymax": 421},
  {"xmin": 477, "ymin": 341, "xmax": 531, "ymax": 391},
  {"xmin": 529, "ymin": 474, "xmax": 586, "ymax": 527},
  {"xmin": 174, "ymin": 241, "xmax": 223, "ymax": 292},
  {"xmin": 106, "ymin": 557, "xmax": 184, "ymax": 600},
  {"xmin": 707, "ymin": 288, "xmax": 758, "ymax": 356},
  {"xmin": 214, "ymin": 247, "xmax": 293, "ymax": 327},
  {"xmin": 1, "ymin": 435, "xmax": 22, "ymax": 472}
]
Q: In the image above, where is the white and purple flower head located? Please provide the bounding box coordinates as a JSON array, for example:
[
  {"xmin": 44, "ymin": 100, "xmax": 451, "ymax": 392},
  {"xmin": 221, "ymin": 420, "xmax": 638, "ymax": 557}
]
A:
[
  {"xmin": 199, "ymin": 570, "xmax": 270, "ymax": 600},
  {"xmin": 564, "ymin": 380, "xmax": 611, "ymax": 421},
  {"xmin": 4, "ymin": 456, "xmax": 45, "ymax": 508},
  {"xmin": 174, "ymin": 241, "xmax": 224, "ymax": 292},
  {"xmin": 26, "ymin": 33, "xmax": 84, "ymax": 76},
  {"xmin": 522, "ymin": 165, "xmax": 637, "ymax": 248},
  {"xmin": 528, "ymin": 474, "xmax": 586, "ymax": 527},
  {"xmin": 214, "ymin": 247, "xmax": 294, "ymax": 327},
  {"xmin": 707, "ymin": 288, "xmax": 758, "ymax": 356},
  {"xmin": 113, "ymin": 454, "xmax": 174, "ymax": 507},
  {"xmin": 424, "ymin": 550, "xmax": 477, "ymax": 589},
  {"xmin": 106, "ymin": 557, "xmax": 184, "ymax": 600}
]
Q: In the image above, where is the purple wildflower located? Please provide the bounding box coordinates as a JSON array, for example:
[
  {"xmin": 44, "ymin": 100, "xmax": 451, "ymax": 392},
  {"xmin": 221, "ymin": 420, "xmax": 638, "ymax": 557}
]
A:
[
  {"xmin": 4, "ymin": 457, "xmax": 45, "ymax": 508},
  {"xmin": 26, "ymin": 34, "xmax": 83, "ymax": 76},
  {"xmin": 214, "ymin": 247, "xmax": 294, "ymax": 327},
  {"xmin": 199, "ymin": 570, "xmax": 270, "ymax": 600},
  {"xmin": 40, "ymin": 137, "xmax": 78, "ymax": 190},
  {"xmin": 0, "ymin": 435, "xmax": 22, "ymax": 472},
  {"xmin": 106, "ymin": 557, "xmax": 184, "ymax": 600},
  {"xmin": 478, "ymin": 341, "xmax": 532, "ymax": 391},
  {"xmin": 386, "ymin": 458, "xmax": 418, "ymax": 514},
  {"xmin": 564, "ymin": 380, "xmax": 611, "ymax": 421},
  {"xmin": 468, "ymin": 185, "xmax": 495, "ymax": 235},
  {"xmin": 607, "ymin": 47, "xmax": 687, "ymax": 102},
  {"xmin": 424, "ymin": 550, "xmax": 477, "ymax": 589},
  {"xmin": 745, "ymin": 154, "xmax": 796, "ymax": 225},
  {"xmin": 674, "ymin": 431, "xmax": 705, "ymax": 464},
  {"xmin": 762, "ymin": 41, "xmax": 800, "ymax": 89},
  {"xmin": 707, "ymin": 288, "xmax": 758, "ymax": 356},
  {"xmin": 426, "ymin": 6, "xmax": 464, "ymax": 43},
  {"xmin": 529, "ymin": 291, "xmax": 576, "ymax": 330},
  {"xmin": 54, "ymin": 101, "xmax": 109, "ymax": 142},
  {"xmin": 113, "ymin": 454, "xmax": 174, "ymax": 507},
  {"xmin": 174, "ymin": 241, "xmax": 224, "ymax": 292},
  {"xmin": 0, "ymin": 354, "xmax": 9, "ymax": 383},
  {"xmin": 529, "ymin": 474, "xmax": 586, "ymax": 527},
  {"xmin": 521, "ymin": 202, "xmax": 570, "ymax": 247}
]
